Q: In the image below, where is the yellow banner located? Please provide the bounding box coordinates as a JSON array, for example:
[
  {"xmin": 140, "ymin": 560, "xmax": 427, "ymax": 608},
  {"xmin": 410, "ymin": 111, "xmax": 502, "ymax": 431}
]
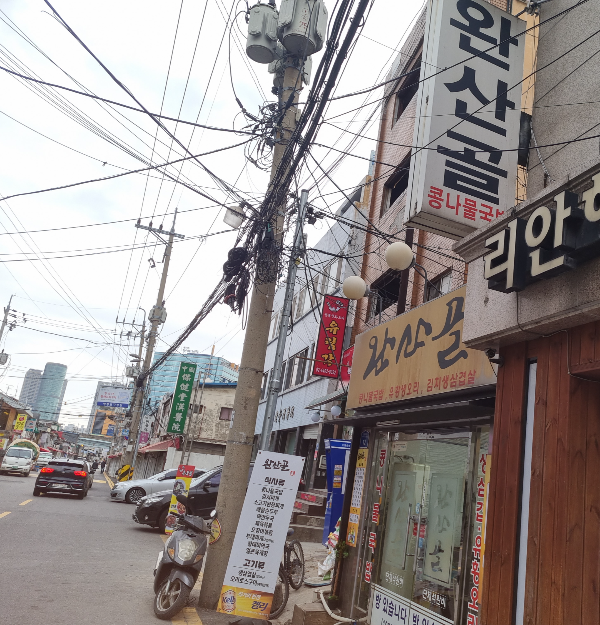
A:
[
  {"xmin": 347, "ymin": 286, "xmax": 495, "ymax": 410},
  {"xmin": 217, "ymin": 585, "xmax": 273, "ymax": 620},
  {"xmin": 13, "ymin": 413, "xmax": 28, "ymax": 432}
]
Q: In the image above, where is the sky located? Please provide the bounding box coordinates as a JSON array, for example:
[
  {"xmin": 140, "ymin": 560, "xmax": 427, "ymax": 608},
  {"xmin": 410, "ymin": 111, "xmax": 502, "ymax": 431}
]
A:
[{"xmin": 0, "ymin": 0, "xmax": 424, "ymax": 426}]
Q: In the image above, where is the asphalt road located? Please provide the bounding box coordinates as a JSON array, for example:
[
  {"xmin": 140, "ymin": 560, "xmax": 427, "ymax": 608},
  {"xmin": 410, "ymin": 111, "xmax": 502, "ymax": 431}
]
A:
[{"xmin": 0, "ymin": 471, "xmax": 166, "ymax": 625}]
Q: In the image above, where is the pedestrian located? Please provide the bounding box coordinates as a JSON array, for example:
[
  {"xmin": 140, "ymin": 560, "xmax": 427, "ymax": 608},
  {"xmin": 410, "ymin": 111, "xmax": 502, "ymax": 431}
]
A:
[
  {"xmin": 100, "ymin": 459, "xmax": 106, "ymax": 473},
  {"xmin": 91, "ymin": 459, "xmax": 99, "ymax": 472}
]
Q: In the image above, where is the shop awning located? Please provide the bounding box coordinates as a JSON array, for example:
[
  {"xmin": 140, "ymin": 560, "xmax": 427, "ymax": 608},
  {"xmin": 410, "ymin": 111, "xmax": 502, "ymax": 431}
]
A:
[
  {"xmin": 137, "ymin": 439, "xmax": 177, "ymax": 454},
  {"xmin": 108, "ymin": 452, "xmax": 122, "ymax": 458},
  {"xmin": 305, "ymin": 388, "xmax": 347, "ymax": 409}
]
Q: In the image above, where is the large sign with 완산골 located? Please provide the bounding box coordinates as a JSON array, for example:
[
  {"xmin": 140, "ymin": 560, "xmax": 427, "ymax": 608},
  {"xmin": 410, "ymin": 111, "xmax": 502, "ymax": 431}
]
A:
[
  {"xmin": 166, "ymin": 362, "xmax": 197, "ymax": 434},
  {"xmin": 97, "ymin": 387, "xmax": 131, "ymax": 408},
  {"xmin": 312, "ymin": 295, "xmax": 349, "ymax": 379},
  {"xmin": 217, "ymin": 451, "xmax": 304, "ymax": 620},
  {"xmin": 346, "ymin": 286, "xmax": 495, "ymax": 410},
  {"xmin": 403, "ymin": 0, "xmax": 526, "ymax": 239}
]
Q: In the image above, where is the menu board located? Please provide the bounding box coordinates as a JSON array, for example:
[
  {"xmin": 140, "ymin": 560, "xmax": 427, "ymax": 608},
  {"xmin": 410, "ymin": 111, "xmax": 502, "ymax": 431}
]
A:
[
  {"xmin": 218, "ymin": 451, "xmax": 304, "ymax": 620},
  {"xmin": 347, "ymin": 430, "xmax": 369, "ymax": 547}
]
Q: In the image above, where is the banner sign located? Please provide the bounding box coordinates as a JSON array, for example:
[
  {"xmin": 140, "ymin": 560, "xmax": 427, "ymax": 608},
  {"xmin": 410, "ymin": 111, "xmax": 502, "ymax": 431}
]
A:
[
  {"xmin": 106, "ymin": 424, "xmax": 115, "ymax": 436},
  {"xmin": 341, "ymin": 345, "xmax": 354, "ymax": 385},
  {"xmin": 165, "ymin": 464, "xmax": 195, "ymax": 535},
  {"xmin": 347, "ymin": 430, "xmax": 370, "ymax": 547},
  {"xmin": 13, "ymin": 413, "xmax": 28, "ymax": 432},
  {"xmin": 218, "ymin": 451, "xmax": 304, "ymax": 619},
  {"xmin": 404, "ymin": 0, "xmax": 526, "ymax": 240},
  {"xmin": 25, "ymin": 419, "xmax": 36, "ymax": 432},
  {"xmin": 312, "ymin": 295, "xmax": 349, "ymax": 379},
  {"xmin": 167, "ymin": 362, "xmax": 197, "ymax": 434},
  {"xmin": 370, "ymin": 585, "xmax": 452, "ymax": 625},
  {"xmin": 347, "ymin": 287, "xmax": 496, "ymax": 410},
  {"xmin": 97, "ymin": 387, "xmax": 131, "ymax": 408}
]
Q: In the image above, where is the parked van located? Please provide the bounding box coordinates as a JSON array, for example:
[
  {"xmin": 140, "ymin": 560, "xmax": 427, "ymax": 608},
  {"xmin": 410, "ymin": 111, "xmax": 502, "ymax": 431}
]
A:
[{"xmin": 0, "ymin": 445, "xmax": 34, "ymax": 476}]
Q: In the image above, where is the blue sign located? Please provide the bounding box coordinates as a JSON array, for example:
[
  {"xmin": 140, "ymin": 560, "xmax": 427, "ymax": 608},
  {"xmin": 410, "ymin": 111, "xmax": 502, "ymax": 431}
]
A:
[
  {"xmin": 106, "ymin": 424, "xmax": 115, "ymax": 436},
  {"xmin": 322, "ymin": 439, "xmax": 352, "ymax": 544},
  {"xmin": 122, "ymin": 428, "xmax": 130, "ymax": 440}
]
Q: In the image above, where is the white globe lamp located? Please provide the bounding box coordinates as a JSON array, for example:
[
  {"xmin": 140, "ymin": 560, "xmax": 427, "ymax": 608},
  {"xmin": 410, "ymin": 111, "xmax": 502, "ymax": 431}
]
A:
[
  {"xmin": 310, "ymin": 411, "xmax": 321, "ymax": 423},
  {"xmin": 385, "ymin": 241, "xmax": 414, "ymax": 271},
  {"xmin": 223, "ymin": 204, "xmax": 246, "ymax": 229},
  {"xmin": 330, "ymin": 405, "xmax": 342, "ymax": 418},
  {"xmin": 343, "ymin": 275, "xmax": 368, "ymax": 300}
]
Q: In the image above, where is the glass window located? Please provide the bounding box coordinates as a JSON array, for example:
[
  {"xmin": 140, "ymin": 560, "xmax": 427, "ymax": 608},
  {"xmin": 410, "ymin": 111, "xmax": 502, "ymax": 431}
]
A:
[
  {"xmin": 6, "ymin": 448, "xmax": 33, "ymax": 458},
  {"xmin": 425, "ymin": 271, "xmax": 453, "ymax": 302},
  {"xmin": 219, "ymin": 407, "xmax": 233, "ymax": 421}
]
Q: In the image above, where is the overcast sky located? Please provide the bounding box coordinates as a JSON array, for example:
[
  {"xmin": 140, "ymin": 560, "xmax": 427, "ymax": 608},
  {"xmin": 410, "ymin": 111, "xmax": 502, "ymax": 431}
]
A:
[{"xmin": 0, "ymin": 0, "xmax": 424, "ymax": 425}]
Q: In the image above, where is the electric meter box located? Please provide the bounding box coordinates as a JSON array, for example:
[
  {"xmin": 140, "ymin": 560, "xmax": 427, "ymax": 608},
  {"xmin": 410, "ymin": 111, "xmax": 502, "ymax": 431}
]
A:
[
  {"xmin": 277, "ymin": 0, "xmax": 328, "ymax": 57},
  {"xmin": 246, "ymin": 3, "xmax": 279, "ymax": 64}
]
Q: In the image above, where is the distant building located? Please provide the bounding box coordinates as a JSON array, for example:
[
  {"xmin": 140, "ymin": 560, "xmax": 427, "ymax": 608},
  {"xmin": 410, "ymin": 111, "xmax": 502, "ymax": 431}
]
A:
[
  {"xmin": 146, "ymin": 352, "xmax": 239, "ymax": 411},
  {"xmin": 87, "ymin": 381, "xmax": 130, "ymax": 433},
  {"xmin": 57, "ymin": 380, "xmax": 68, "ymax": 413},
  {"xmin": 19, "ymin": 369, "xmax": 42, "ymax": 407},
  {"xmin": 33, "ymin": 363, "xmax": 67, "ymax": 421}
]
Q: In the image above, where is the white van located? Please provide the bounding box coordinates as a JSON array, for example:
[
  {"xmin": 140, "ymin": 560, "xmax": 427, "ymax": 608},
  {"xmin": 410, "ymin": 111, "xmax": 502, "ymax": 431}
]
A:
[
  {"xmin": 0, "ymin": 446, "xmax": 34, "ymax": 476},
  {"xmin": 36, "ymin": 451, "xmax": 54, "ymax": 468}
]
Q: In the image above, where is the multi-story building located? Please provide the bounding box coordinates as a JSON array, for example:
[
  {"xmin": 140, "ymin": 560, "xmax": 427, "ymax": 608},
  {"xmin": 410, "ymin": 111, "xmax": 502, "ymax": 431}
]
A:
[
  {"xmin": 33, "ymin": 362, "xmax": 67, "ymax": 421},
  {"xmin": 57, "ymin": 380, "xmax": 68, "ymax": 413},
  {"xmin": 146, "ymin": 352, "xmax": 239, "ymax": 411},
  {"xmin": 18, "ymin": 369, "xmax": 42, "ymax": 407},
  {"xmin": 87, "ymin": 381, "xmax": 130, "ymax": 433}
]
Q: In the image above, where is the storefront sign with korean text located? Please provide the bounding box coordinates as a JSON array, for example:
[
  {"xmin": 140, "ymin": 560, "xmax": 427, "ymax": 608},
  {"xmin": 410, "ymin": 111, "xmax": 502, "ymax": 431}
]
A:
[
  {"xmin": 404, "ymin": 0, "xmax": 526, "ymax": 239},
  {"xmin": 347, "ymin": 430, "xmax": 369, "ymax": 547},
  {"xmin": 347, "ymin": 287, "xmax": 495, "ymax": 409},
  {"xmin": 13, "ymin": 413, "xmax": 28, "ymax": 432},
  {"xmin": 165, "ymin": 464, "xmax": 196, "ymax": 535},
  {"xmin": 483, "ymin": 173, "xmax": 600, "ymax": 292},
  {"xmin": 218, "ymin": 451, "xmax": 304, "ymax": 620},
  {"xmin": 312, "ymin": 295, "xmax": 349, "ymax": 378},
  {"xmin": 371, "ymin": 585, "xmax": 452, "ymax": 625},
  {"xmin": 341, "ymin": 345, "xmax": 354, "ymax": 385},
  {"xmin": 167, "ymin": 362, "xmax": 197, "ymax": 434},
  {"xmin": 97, "ymin": 387, "xmax": 131, "ymax": 408}
]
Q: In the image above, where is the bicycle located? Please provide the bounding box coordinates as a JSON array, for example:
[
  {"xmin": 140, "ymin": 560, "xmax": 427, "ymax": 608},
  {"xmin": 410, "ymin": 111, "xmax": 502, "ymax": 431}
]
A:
[{"xmin": 269, "ymin": 530, "xmax": 305, "ymax": 619}]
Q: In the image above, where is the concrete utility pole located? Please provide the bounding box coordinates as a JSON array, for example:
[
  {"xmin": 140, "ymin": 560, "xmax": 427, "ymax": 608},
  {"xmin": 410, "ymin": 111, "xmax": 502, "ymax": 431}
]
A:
[
  {"xmin": 259, "ymin": 188, "xmax": 308, "ymax": 450},
  {"xmin": 199, "ymin": 64, "xmax": 302, "ymax": 609},
  {"xmin": 122, "ymin": 212, "xmax": 184, "ymax": 472},
  {"xmin": 0, "ymin": 294, "xmax": 15, "ymax": 345}
]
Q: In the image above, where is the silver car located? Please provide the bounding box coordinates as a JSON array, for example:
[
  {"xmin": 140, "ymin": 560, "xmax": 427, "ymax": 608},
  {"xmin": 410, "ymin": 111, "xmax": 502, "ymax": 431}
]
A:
[{"xmin": 110, "ymin": 468, "xmax": 207, "ymax": 504}]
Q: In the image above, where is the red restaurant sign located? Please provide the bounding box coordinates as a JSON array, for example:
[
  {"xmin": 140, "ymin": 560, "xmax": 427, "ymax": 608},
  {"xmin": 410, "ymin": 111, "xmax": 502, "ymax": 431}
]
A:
[
  {"xmin": 341, "ymin": 346, "xmax": 354, "ymax": 385},
  {"xmin": 312, "ymin": 295, "xmax": 349, "ymax": 379}
]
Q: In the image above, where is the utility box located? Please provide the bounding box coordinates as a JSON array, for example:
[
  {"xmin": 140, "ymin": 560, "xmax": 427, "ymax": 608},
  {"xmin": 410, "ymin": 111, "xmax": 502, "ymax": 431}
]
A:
[
  {"xmin": 246, "ymin": 2, "xmax": 279, "ymax": 64},
  {"xmin": 277, "ymin": 0, "xmax": 327, "ymax": 57}
]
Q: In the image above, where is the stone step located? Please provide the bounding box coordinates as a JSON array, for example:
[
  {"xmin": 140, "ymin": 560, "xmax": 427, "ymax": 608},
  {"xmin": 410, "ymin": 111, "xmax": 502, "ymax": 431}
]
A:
[
  {"xmin": 293, "ymin": 498, "xmax": 327, "ymax": 516},
  {"xmin": 289, "ymin": 523, "xmax": 325, "ymax": 543},
  {"xmin": 293, "ymin": 514, "xmax": 325, "ymax": 528},
  {"xmin": 298, "ymin": 490, "xmax": 327, "ymax": 505}
]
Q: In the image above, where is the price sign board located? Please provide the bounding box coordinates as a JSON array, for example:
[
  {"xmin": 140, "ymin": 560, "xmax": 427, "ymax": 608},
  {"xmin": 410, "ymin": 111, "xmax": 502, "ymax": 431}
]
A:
[
  {"xmin": 217, "ymin": 451, "xmax": 304, "ymax": 619},
  {"xmin": 167, "ymin": 362, "xmax": 197, "ymax": 434}
]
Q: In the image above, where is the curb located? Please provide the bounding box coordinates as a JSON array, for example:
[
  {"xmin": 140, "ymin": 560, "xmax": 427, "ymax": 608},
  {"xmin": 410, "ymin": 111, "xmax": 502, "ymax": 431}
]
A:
[{"xmin": 104, "ymin": 472, "xmax": 114, "ymax": 489}]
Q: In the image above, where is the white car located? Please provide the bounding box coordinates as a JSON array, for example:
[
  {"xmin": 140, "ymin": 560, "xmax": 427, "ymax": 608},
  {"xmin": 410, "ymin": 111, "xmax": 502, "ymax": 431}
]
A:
[
  {"xmin": 36, "ymin": 451, "xmax": 54, "ymax": 468},
  {"xmin": 109, "ymin": 467, "xmax": 207, "ymax": 504},
  {"xmin": 0, "ymin": 446, "xmax": 34, "ymax": 476}
]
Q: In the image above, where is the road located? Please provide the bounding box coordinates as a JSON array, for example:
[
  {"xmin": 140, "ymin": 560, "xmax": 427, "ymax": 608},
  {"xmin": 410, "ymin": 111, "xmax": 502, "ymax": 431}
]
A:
[{"xmin": 0, "ymin": 471, "xmax": 165, "ymax": 625}]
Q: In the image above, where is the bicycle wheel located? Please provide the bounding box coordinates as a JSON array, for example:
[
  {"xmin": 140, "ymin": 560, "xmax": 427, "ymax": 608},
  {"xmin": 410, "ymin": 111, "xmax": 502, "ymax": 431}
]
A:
[
  {"xmin": 286, "ymin": 539, "xmax": 305, "ymax": 590},
  {"xmin": 269, "ymin": 563, "xmax": 289, "ymax": 619}
]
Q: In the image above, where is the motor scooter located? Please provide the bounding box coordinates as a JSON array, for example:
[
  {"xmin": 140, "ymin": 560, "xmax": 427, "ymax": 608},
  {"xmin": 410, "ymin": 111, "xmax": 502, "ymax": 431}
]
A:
[{"xmin": 153, "ymin": 494, "xmax": 216, "ymax": 620}]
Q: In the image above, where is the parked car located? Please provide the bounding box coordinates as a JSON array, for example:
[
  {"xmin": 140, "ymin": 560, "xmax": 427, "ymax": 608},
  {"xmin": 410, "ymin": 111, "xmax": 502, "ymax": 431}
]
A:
[
  {"xmin": 36, "ymin": 451, "xmax": 54, "ymax": 468},
  {"xmin": 0, "ymin": 446, "xmax": 35, "ymax": 476},
  {"xmin": 33, "ymin": 458, "xmax": 93, "ymax": 498},
  {"xmin": 110, "ymin": 467, "xmax": 207, "ymax": 505},
  {"xmin": 132, "ymin": 465, "xmax": 252, "ymax": 533}
]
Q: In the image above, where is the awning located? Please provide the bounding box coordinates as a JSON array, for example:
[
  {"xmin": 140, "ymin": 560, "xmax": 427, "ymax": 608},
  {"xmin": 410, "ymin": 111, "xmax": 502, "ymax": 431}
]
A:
[
  {"xmin": 108, "ymin": 452, "xmax": 122, "ymax": 458},
  {"xmin": 305, "ymin": 388, "xmax": 347, "ymax": 409},
  {"xmin": 137, "ymin": 439, "xmax": 178, "ymax": 454}
]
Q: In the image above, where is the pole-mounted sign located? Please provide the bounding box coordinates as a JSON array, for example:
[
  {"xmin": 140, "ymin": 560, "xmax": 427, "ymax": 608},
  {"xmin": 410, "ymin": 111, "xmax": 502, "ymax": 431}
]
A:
[{"xmin": 166, "ymin": 362, "xmax": 197, "ymax": 434}]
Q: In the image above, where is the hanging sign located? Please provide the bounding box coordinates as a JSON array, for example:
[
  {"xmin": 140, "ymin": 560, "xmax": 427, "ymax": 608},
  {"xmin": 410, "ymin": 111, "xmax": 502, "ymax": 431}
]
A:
[
  {"xmin": 404, "ymin": 0, "xmax": 526, "ymax": 239},
  {"xmin": 341, "ymin": 345, "xmax": 354, "ymax": 385},
  {"xmin": 166, "ymin": 362, "xmax": 197, "ymax": 434},
  {"xmin": 218, "ymin": 451, "xmax": 304, "ymax": 619},
  {"xmin": 346, "ymin": 287, "xmax": 496, "ymax": 410},
  {"xmin": 312, "ymin": 295, "xmax": 349, "ymax": 379},
  {"xmin": 165, "ymin": 464, "xmax": 196, "ymax": 534},
  {"xmin": 13, "ymin": 413, "xmax": 28, "ymax": 432},
  {"xmin": 347, "ymin": 430, "xmax": 369, "ymax": 547}
]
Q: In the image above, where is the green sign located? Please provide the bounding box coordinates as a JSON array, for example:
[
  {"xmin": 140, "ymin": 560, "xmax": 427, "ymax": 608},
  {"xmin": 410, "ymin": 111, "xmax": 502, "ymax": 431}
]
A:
[{"xmin": 166, "ymin": 362, "xmax": 197, "ymax": 434}]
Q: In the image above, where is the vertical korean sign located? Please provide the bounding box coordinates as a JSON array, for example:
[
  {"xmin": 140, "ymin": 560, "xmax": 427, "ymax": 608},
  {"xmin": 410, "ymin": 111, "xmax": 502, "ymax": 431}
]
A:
[
  {"xmin": 13, "ymin": 413, "xmax": 28, "ymax": 432},
  {"xmin": 347, "ymin": 430, "xmax": 369, "ymax": 547},
  {"xmin": 312, "ymin": 295, "xmax": 349, "ymax": 378},
  {"xmin": 165, "ymin": 464, "xmax": 196, "ymax": 535},
  {"xmin": 404, "ymin": 0, "xmax": 526, "ymax": 239},
  {"xmin": 218, "ymin": 451, "xmax": 304, "ymax": 619},
  {"xmin": 167, "ymin": 362, "xmax": 197, "ymax": 434}
]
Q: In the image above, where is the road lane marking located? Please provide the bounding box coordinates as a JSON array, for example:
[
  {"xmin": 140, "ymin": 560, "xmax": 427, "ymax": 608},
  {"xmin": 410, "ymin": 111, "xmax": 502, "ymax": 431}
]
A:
[
  {"xmin": 171, "ymin": 607, "xmax": 203, "ymax": 624},
  {"xmin": 19, "ymin": 499, "xmax": 32, "ymax": 506},
  {"xmin": 94, "ymin": 479, "xmax": 106, "ymax": 483},
  {"xmin": 104, "ymin": 472, "xmax": 114, "ymax": 489},
  {"xmin": 0, "ymin": 512, "xmax": 11, "ymax": 519},
  {"xmin": 161, "ymin": 535, "xmax": 168, "ymax": 544}
]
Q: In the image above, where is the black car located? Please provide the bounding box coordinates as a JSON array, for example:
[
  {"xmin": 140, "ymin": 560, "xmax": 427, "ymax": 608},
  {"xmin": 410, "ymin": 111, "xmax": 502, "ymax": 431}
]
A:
[
  {"xmin": 133, "ymin": 465, "xmax": 253, "ymax": 532},
  {"xmin": 33, "ymin": 458, "xmax": 94, "ymax": 499}
]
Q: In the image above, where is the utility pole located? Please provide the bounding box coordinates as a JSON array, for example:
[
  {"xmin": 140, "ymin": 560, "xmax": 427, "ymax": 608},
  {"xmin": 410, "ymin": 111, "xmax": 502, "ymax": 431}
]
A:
[
  {"xmin": 0, "ymin": 295, "xmax": 14, "ymax": 364},
  {"xmin": 259, "ymin": 189, "xmax": 308, "ymax": 450},
  {"xmin": 199, "ymin": 64, "xmax": 303, "ymax": 609},
  {"xmin": 122, "ymin": 211, "xmax": 184, "ymax": 473}
]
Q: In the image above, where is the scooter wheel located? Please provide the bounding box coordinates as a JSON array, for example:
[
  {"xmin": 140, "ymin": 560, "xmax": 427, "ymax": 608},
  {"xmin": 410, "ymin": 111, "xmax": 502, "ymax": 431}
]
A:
[{"xmin": 154, "ymin": 578, "xmax": 191, "ymax": 620}]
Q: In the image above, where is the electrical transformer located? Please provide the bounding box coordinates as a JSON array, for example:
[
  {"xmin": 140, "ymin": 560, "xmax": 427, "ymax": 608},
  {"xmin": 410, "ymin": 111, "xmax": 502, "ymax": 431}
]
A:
[
  {"xmin": 277, "ymin": 0, "xmax": 328, "ymax": 57},
  {"xmin": 246, "ymin": 2, "xmax": 279, "ymax": 64}
]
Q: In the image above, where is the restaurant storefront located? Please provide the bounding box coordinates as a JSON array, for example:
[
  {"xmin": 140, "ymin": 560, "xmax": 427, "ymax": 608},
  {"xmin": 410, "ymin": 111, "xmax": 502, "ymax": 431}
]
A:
[{"xmin": 336, "ymin": 287, "xmax": 496, "ymax": 625}]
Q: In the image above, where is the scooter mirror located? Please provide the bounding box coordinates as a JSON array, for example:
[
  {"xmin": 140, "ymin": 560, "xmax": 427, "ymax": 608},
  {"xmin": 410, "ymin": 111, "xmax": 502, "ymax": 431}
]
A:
[
  {"xmin": 176, "ymin": 494, "xmax": 188, "ymax": 507},
  {"xmin": 210, "ymin": 509, "xmax": 217, "ymax": 519}
]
